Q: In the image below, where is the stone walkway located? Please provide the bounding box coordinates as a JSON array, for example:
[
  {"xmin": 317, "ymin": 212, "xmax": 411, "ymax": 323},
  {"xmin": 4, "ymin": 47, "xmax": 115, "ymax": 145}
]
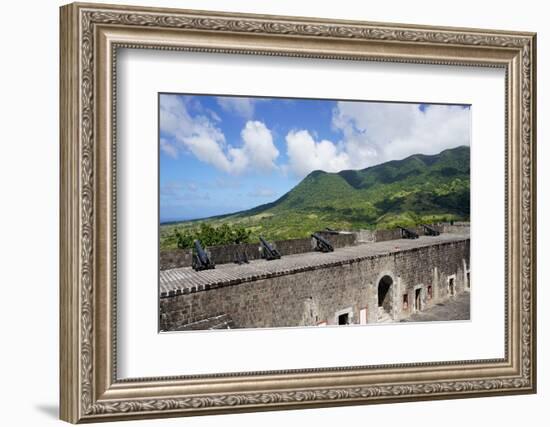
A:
[
  {"xmin": 160, "ymin": 233, "xmax": 469, "ymax": 297},
  {"xmin": 401, "ymin": 292, "xmax": 471, "ymax": 323}
]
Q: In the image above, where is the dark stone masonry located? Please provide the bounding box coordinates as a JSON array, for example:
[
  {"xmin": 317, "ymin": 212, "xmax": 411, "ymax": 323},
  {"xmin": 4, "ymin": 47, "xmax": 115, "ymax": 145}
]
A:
[{"xmin": 159, "ymin": 226, "xmax": 470, "ymax": 332}]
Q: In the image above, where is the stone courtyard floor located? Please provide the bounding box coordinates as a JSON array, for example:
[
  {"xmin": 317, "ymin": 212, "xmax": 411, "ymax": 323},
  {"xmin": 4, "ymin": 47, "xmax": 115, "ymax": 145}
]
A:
[{"xmin": 401, "ymin": 292, "xmax": 470, "ymax": 323}]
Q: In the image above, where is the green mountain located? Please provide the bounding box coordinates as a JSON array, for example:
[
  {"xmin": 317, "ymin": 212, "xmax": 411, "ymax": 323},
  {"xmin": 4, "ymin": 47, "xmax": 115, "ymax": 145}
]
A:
[{"xmin": 160, "ymin": 146, "xmax": 470, "ymax": 248}]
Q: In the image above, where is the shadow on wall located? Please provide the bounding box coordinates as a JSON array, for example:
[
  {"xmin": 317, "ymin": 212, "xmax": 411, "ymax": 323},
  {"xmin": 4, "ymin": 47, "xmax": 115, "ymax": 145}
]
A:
[{"xmin": 34, "ymin": 404, "xmax": 58, "ymax": 419}]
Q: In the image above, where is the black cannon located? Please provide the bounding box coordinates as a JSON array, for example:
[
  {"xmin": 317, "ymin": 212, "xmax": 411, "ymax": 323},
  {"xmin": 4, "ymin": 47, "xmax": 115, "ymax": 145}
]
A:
[
  {"xmin": 191, "ymin": 239, "xmax": 215, "ymax": 271},
  {"xmin": 324, "ymin": 227, "xmax": 340, "ymax": 235},
  {"xmin": 311, "ymin": 233, "xmax": 334, "ymax": 253},
  {"xmin": 233, "ymin": 248, "xmax": 249, "ymax": 265},
  {"xmin": 422, "ymin": 224, "xmax": 440, "ymax": 236},
  {"xmin": 259, "ymin": 236, "xmax": 281, "ymax": 260},
  {"xmin": 397, "ymin": 226, "xmax": 419, "ymax": 239}
]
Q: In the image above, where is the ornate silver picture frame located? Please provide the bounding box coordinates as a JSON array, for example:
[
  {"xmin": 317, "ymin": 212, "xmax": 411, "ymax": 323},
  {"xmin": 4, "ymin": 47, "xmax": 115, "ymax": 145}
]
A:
[{"xmin": 60, "ymin": 2, "xmax": 536, "ymax": 423}]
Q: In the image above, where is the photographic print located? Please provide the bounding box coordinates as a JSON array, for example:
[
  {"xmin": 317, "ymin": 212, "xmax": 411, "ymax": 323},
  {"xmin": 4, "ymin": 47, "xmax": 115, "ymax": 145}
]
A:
[
  {"xmin": 60, "ymin": 4, "xmax": 536, "ymax": 420},
  {"xmin": 158, "ymin": 93, "xmax": 471, "ymax": 332}
]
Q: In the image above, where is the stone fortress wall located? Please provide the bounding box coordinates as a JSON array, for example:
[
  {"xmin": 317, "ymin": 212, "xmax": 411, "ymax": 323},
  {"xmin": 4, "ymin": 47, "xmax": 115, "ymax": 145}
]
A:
[
  {"xmin": 160, "ymin": 222, "xmax": 470, "ymax": 270},
  {"xmin": 160, "ymin": 231, "xmax": 356, "ymax": 270},
  {"xmin": 159, "ymin": 223, "xmax": 470, "ymax": 331}
]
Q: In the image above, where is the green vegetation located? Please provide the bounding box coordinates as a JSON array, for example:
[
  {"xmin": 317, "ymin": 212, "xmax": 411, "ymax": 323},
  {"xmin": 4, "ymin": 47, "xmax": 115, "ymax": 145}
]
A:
[
  {"xmin": 174, "ymin": 223, "xmax": 251, "ymax": 249},
  {"xmin": 160, "ymin": 146, "xmax": 470, "ymax": 249}
]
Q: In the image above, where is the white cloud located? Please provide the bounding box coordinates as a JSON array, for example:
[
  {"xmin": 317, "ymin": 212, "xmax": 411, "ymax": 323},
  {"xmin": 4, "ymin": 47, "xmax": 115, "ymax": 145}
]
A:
[
  {"xmin": 207, "ymin": 109, "xmax": 222, "ymax": 122},
  {"xmin": 286, "ymin": 130, "xmax": 350, "ymax": 178},
  {"xmin": 332, "ymin": 102, "xmax": 470, "ymax": 166},
  {"xmin": 216, "ymin": 97, "xmax": 256, "ymax": 119},
  {"xmin": 240, "ymin": 121, "xmax": 279, "ymax": 171},
  {"xmin": 160, "ymin": 138, "xmax": 178, "ymax": 159},
  {"xmin": 160, "ymin": 95, "xmax": 233, "ymax": 172},
  {"xmin": 160, "ymin": 96, "xmax": 279, "ymax": 174},
  {"xmin": 285, "ymin": 102, "xmax": 470, "ymax": 178}
]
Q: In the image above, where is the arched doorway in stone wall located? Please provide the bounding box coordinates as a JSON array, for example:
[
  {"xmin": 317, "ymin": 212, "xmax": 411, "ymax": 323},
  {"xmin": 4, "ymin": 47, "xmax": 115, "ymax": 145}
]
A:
[{"xmin": 377, "ymin": 275, "xmax": 393, "ymax": 314}]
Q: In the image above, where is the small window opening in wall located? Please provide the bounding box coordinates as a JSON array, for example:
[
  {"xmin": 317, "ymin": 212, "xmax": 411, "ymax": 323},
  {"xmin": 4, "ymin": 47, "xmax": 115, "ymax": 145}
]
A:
[
  {"xmin": 449, "ymin": 277, "xmax": 455, "ymax": 296},
  {"xmin": 427, "ymin": 285, "xmax": 433, "ymax": 300},
  {"xmin": 467, "ymin": 272, "xmax": 470, "ymax": 288},
  {"xmin": 338, "ymin": 313, "xmax": 349, "ymax": 325},
  {"xmin": 402, "ymin": 294, "xmax": 408, "ymax": 310}
]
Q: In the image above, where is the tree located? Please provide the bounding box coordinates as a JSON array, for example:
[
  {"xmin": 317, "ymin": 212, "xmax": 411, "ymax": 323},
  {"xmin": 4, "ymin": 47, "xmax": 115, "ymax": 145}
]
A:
[
  {"xmin": 175, "ymin": 223, "xmax": 252, "ymax": 249},
  {"xmin": 175, "ymin": 229, "xmax": 194, "ymax": 249}
]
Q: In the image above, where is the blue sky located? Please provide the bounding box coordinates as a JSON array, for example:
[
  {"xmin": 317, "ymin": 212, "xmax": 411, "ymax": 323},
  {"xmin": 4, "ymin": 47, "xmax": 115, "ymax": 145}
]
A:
[{"xmin": 159, "ymin": 94, "xmax": 470, "ymax": 223}]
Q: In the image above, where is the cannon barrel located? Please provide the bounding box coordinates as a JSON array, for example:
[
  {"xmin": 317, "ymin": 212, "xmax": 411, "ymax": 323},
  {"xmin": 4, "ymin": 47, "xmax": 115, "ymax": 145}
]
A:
[
  {"xmin": 397, "ymin": 226, "xmax": 419, "ymax": 239},
  {"xmin": 233, "ymin": 248, "xmax": 249, "ymax": 265},
  {"xmin": 192, "ymin": 239, "xmax": 215, "ymax": 271},
  {"xmin": 311, "ymin": 233, "xmax": 334, "ymax": 252},
  {"xmin": 259, "ymin": 236, "xmax": 272, "ymax": 251},
  {"xmin": 194, "ymin": 240, "xmax": 209, "ymax": 264},
  {"xmin": 421, "ymin": 224, "xmax": 440, "ymax": 236},
  {"xmin": 259, "ymin": 236, "xmax": 281, "ymax": 260}
]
